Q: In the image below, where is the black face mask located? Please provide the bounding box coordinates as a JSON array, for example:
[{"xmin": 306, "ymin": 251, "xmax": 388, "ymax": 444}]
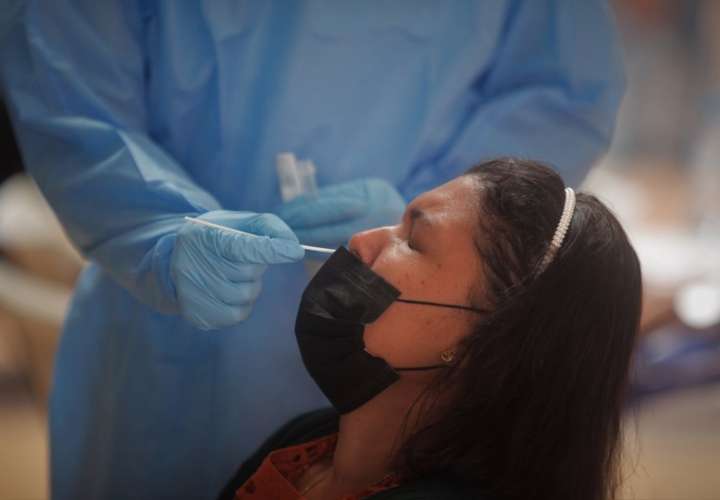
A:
[{"xmin": 295, "ymin": 246, "xmax": 485, "ymax": 414}]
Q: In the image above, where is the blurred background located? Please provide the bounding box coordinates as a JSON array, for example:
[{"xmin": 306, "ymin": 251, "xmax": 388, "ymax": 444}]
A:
[{"xmin": 1, "ymin": 1, "xmax": 719, "ymax": 498}]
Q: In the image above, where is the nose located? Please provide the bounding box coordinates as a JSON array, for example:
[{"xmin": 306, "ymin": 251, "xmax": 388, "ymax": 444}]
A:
[{"xmin": 348, "ymin": 226, "xmax": 394, "ymax": 267}]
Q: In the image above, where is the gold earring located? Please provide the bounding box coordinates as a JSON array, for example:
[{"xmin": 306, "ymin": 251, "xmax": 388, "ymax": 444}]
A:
[{"xmin": 440, "ymin": 350, "xmax": 455, "ymax": 364}]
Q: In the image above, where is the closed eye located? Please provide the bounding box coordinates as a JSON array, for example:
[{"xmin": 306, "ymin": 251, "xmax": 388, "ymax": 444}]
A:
[
  {"xmin": 407, "ymin": 238, "xmax": 419, "ymax": 251},
  {"xmin": 403, "ymin": 206, "xmax": 429, "ymax": 252}
]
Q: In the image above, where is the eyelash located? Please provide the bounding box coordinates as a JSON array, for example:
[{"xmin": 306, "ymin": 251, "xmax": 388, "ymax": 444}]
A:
[
  {"xmin": 405, "ymin": 216, "xmax": 419, "ymax": 251},
  {"xmin": 407, "ymin": 231, "xmax": 419, "ymax": 251}
]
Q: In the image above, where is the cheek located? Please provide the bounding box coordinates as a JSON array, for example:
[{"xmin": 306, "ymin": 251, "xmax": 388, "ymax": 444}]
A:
[
  {"xmin": 363, "ymin": 303, "xmax": 471, "ymax": 366},
  {"xmin": 363, "ymin": 252, "xmax": 430, "ymax": 361},
  {"xmin": 371, "ymin": 249, "xmax": 437, "ymax": 298},
  {"xmin": 362, "ymin": 245, "xmax": 475, "ymax": 365},
  {"xmin": 363, "ymin": 304, "xmax": 437, "ymax": 363}
]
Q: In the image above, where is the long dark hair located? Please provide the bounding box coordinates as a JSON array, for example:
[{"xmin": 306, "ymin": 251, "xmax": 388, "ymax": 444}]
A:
[{"xmin": 396, "ymin": 158, "xmax": 642, "ymax": 500}]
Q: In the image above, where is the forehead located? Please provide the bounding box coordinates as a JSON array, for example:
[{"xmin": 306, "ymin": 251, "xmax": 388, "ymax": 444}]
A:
[
  {"xmin": 409, "ymin": 175, "xmax": 479, "ymax": 227},
  {"xmin": 408, "ymin": 175, "xmax": 483, "ymax": 298}
]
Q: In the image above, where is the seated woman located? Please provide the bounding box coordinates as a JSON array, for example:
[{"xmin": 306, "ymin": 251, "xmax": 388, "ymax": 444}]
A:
[{"xmin": 218, "ymin": 158, "xmax": 642, "ymax": 500}]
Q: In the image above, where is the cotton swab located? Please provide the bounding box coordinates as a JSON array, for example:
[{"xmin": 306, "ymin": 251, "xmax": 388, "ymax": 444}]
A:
[{"xmin": 183, "ymin": 216, "xmax": 335, "ymax": 254}]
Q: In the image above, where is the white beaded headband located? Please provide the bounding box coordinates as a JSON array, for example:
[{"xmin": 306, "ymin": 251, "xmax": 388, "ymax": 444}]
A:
[{"xmin": 537, "ymin": 187, "xmax": 576, "ymax": 274}]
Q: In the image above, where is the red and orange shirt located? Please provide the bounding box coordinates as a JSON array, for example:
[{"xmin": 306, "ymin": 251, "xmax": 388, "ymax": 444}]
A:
[{"xmin": 234, "ymin": 433, "xmax": 402, "ymax": 499}]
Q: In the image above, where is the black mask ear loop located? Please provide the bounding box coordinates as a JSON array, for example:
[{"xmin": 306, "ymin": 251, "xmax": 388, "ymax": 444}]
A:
[
  {"xmin": 396, "ymin": 298, "xmax": 488, "ymax": 314},
  {"xmin": 392, "ymin": 298, "xmax": 487, "ymax": 371}
]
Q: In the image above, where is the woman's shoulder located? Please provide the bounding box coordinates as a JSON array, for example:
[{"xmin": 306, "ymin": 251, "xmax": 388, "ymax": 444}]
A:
[{"xmin": 253, "ymin": 407, "xmax": 341, "ymax": 450}]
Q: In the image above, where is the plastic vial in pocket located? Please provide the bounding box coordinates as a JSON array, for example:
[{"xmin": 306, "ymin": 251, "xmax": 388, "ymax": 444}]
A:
[{"xmin": 276, "ymin": 153, "xmax": 325, "ymax": 277}]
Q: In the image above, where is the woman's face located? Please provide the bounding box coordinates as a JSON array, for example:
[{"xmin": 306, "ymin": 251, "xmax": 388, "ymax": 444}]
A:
[{"xmin": 348, "ymin": 175, "xmax": 485, "ymax": 370}]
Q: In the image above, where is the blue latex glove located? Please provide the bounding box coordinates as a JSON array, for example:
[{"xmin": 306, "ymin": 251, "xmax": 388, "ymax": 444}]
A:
[
  {"xmin": 275, "ymin": 178, "xmax": 406, "ymax": 248},
  {"xmin": 170, "ymin": 210, "xmax": 304, "ymax": 331}
]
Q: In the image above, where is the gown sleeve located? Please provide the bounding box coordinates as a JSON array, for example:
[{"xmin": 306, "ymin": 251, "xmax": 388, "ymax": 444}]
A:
[
  {"xmin": 401, "ymin": 0, "xmax": 625, "ymax": 198},
  {"xmin": 0, "ymin": 0, "xmax": 222, "ymax": 313}
]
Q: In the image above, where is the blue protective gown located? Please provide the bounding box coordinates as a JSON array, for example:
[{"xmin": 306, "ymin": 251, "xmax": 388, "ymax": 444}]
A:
[{"xmin": 0, "ymin": 1, "xmax": 624, "ymax": 499}]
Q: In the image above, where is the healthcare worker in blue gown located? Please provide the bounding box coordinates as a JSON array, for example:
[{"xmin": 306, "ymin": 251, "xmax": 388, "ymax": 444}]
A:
[{"xmin": 0, "ymin": 1, "xmax": 624, "ymax": 499}]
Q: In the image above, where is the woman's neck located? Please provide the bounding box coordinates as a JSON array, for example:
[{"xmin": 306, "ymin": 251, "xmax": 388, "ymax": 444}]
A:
[{"xmin": 308, "ymin": 377, "xmax": 429, "ymax": 499}]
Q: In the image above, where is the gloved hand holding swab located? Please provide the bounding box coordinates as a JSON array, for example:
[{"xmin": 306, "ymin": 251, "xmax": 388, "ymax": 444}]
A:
[{"xmin": 172, "ymin": 211, "xmax": 309, "ymax": 330}]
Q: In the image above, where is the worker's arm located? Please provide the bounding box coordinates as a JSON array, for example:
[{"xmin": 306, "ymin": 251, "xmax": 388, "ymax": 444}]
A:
[
  {"xmin": 400, "ymin": 0, "xmax": 625, "ymax": 198},
  {"xmin": 0, "ymin": 0, "xmax": 299, "ymax": 324}
]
